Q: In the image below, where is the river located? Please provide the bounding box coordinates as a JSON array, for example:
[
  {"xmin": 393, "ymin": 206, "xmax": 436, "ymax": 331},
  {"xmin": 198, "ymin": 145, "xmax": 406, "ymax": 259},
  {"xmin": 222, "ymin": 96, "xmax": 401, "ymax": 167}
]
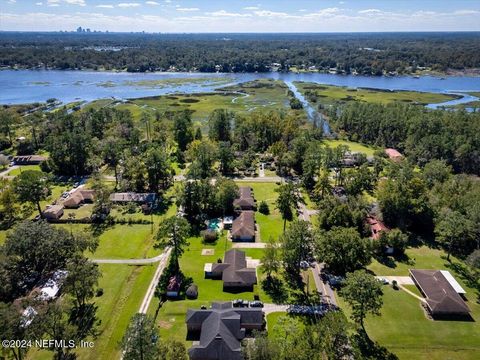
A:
[{"xmin": 1, "ymin": 70, "xmax": 480, "ymax": 110}]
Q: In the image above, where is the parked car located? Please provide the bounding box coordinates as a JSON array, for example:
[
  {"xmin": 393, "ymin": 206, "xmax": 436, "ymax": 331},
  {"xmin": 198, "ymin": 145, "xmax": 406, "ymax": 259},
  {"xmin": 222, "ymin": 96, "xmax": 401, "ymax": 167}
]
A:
[
  {"xmin": 249, "ymin": 301, "xmax": 264, "ymax": 308},
  {"xmin": 378, "ymin": 277, "xmax": 390, "ymax": 285},
  {"xmin": 232, "ymin": 299, "xmax": 249, "ymax": 308}
]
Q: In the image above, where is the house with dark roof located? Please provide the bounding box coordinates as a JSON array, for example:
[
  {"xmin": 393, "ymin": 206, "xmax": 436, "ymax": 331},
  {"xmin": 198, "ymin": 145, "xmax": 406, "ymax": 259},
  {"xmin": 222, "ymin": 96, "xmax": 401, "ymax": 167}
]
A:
[
  {"xmin": 12, "ymin": 155, "xmax": 46, "ymax": 165},
  {"xmin": 109, "ymin": 192, "xmax": 156, "ymax": 204},
  {"xmin": 186, "ymin": 302, "xmax": 264, "ymax": 360},
  {"xmin": 205, "ymin": 249, "xmax": 257, "ymax": 291},
  {"xmin": 409, "ymin": 269, "xmax": 470, "ymax": 317},
  {"xmin": 233, "ymin": 187, "xmax": 256, "ymax": 211},
  {"xmin": 231, "ymin": 211, "xmax": 255, "ymax": 242}
]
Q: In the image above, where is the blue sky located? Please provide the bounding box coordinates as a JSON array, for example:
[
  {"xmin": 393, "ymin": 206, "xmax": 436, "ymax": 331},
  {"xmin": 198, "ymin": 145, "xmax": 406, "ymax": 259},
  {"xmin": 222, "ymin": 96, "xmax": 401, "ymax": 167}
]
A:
[{"xmin": 2, "ymin": 0, "xmax": 480, "ymax": 32}]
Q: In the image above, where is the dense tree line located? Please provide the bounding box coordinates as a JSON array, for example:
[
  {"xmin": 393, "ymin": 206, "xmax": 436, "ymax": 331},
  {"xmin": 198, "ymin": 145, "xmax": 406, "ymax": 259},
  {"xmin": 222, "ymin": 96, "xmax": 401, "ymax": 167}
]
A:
[
  {"xmin": 329, "ymin": 102, "xmax": 480, "ymax": 174},
  {"xmin": 1, "ymin": 32, "xmax": 480, "ymax": 73}
]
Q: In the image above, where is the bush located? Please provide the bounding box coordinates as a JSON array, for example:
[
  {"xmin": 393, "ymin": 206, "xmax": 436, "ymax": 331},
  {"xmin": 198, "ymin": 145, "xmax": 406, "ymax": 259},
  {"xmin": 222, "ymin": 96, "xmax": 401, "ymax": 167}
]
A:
[
  {"xmin": 392, "ymin": 280, "xmax": 398, "ymax": 290},
  {"xmin": 96, "ymin": 288, "xmax": 104, "ymax": 297},
  {"xmin": 201, "ymin": 229, "xmax": 218, "ymax": 243},
  {"xmin": 258, "ymin": 201, "xmax": 270, "ymax": 215}
]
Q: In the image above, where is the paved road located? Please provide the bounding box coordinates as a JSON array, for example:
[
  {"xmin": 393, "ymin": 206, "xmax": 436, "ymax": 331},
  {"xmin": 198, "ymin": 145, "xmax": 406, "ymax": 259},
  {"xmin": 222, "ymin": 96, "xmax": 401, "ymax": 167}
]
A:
[
  {"xmin": 139, "ymin": 248, "xmax": 171, "ymax": 314},
  {"xmin": 232, "ymin": 242, "xmax": 267, "ymax": 248},
  {"xmin": 263, "ymin": 303, "xmax": 289, "ymax": 315},
  {"xmin": 92, "ymin": 252, "xmax": 167, "ymax": 265},
  {"xmin": 312, "ymin": 263, "xmax": 338, "ymax": 307},
  {"xmin": 0, "ymin": 166, "xmax": 18, "ymax": 179},
  {"xmin": 377, "ymin": 276, "xmax": 414, "ymax": 285}
]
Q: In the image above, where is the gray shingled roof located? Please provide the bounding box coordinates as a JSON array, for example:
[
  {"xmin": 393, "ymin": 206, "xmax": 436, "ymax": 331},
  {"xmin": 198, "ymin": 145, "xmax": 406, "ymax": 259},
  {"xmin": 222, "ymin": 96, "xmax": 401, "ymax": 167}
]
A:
[
  {"xmin": 231, "ymin": 211, "xmax": 255, "ymax": 240},
  {"xmin": 219, "ymin": 249, "xmax": 257, "ymax": 288},
  {"xmin": 233, "ymin": 187, "xmax": 256, "ymax": 210},
  {"xmin": 410, "ymin": 269, "xmax": 470, "ymax": 315},
  {"xmin": 186, "ymin": 302, "xmax": 263, "ymax": 360}
]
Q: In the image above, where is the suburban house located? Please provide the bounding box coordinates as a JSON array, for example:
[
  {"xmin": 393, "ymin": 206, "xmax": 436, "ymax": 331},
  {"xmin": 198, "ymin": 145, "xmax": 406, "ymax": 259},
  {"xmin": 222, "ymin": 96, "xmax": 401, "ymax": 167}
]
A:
[
  {"xmin": 204, "ymin": 249, "xmax": 257, "ymax": 291},
  {"xmin": 62, "ymin": 189, "xmax": 95, "ymax": 209},
  {"xmin": 366, "ymin": 215, "xmax": 393, "ymax": 254},
  {"xmin": 109, "ymin": 192, "xmax": 156, "ymax": 204},
  {"xmin": 43, "ymin": 205, "xmax": 64, "ymax": 220},
  {"xmin": 12, "ymin": 155, "xmax": 46, "ymax": 165},
  {"xmin": 385, "ymin": 148, "xmax": 404, "ymax": 161},
  {"xmin": 233, "ymin": 187, "xmax": 256, "ymax": 211},
  {"xmin": 231, "ymin": 211, "xmax": 255, "ymax": 242},
  {"xmin": 186, "ymin": 302, "xmax": 264, "ymax": 360},
  {"xmin": 409, "ymin": 269, "xmax": 470, "ymax": 317}
]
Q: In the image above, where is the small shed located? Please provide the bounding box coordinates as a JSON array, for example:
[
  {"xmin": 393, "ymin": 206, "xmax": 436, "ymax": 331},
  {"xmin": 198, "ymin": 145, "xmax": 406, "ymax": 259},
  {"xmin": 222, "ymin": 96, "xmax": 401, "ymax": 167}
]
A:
[{"xmin": 186, "ymin": 284, "xmax": 198, "ymax": 299}]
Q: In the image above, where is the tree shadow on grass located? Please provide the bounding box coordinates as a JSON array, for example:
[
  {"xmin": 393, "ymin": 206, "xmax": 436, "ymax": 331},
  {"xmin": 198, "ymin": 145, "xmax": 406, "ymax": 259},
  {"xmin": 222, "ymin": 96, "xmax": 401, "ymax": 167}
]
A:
[
  {"xmin": 444, "ymin": 261, "xmax": 480, "ymax": 304},
  {"xmin": 261, "ymin": 276, "xmax": 288, "ymax": 304},
  {"xmin": 352, "ymin": 329, "xmax": 399, "ymax": 360}
]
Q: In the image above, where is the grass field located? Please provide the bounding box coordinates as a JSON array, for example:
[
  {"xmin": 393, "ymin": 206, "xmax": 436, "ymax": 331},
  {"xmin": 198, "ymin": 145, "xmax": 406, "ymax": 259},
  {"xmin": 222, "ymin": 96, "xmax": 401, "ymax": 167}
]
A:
[
  {"xmin": 80, "ymin": 264, "xmax": 157, "ymax": 360},
  {"xmin": 338, "ymin": 284, "xmax": 480, "ymax": 360},
  {"xmin": 322, "ymin": 139, "xmax": 377, "ymax": 156},
  {"xmin": 7, "ymin": 165, "xmax": 42, "ymax": 176},
  {"xmin": 294, "ymin": 82, "xmax": 459, "ymax": 106},
  {"xmin": 87, "ymin": 224, "xmax": 159, "ymax": 260},
  {"xmin": 368, "ymin": 246, "xmax": 450, "ymax": 276},
  {"xmin": 334, "ymin": 245, "xmax": 480, "ymax": 360},
  {"xmin": 85, "ymin": 79, "xmax": 303, "ymax": 129}
]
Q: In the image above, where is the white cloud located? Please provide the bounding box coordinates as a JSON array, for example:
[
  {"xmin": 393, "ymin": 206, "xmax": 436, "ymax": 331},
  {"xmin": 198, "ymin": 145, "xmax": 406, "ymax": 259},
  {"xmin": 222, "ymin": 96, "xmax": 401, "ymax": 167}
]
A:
[
  {"xmin": 7, "ymin": 0, "xmax": 17, "ymax": 4},
  {"xmin": 176, "ymin": 7, "xmax": 199, "ymax": 12},
  {"xmin": 145, "ymin": 1, "xmax": 160, "ymax": 5},
  {"xmin": 96, "ymin": 4, "xmax": 114, "ymax": 8},
  {"xmin": 243, "ymin": 6, "xmax": 259, "ymax": 10},
  {"xmin": 36, "ymin": 2, "xmax": 43, "ymax": 5},
  {"xmin": 1, "ymin": 6, "xmax": 480, "ymax": 33},
  {"xmin": 45, "ymin": 0, "xmax": 86, "ymax": 6},
  {"xmin": 118, "ymin": 3, "xmax": 141, "ymax": 8},
  {"xmin": 253, "ymin": 10, "xmax": 293, "ymax": 18},
  {"xmin": 206, "ymin": 10, "xmax": 251, "ymax": 17},
  {"xmin": 453, "ymin": 9, "xmax": 480, "ymax": 15}
]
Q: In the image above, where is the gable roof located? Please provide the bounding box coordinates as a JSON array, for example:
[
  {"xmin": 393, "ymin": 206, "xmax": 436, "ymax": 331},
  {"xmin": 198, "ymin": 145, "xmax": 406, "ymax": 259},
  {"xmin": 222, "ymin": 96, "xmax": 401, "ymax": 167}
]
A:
[
  {"xmin": 231, "ymin": 211, "xmax": 255, "ymax": 239},
  {"xmin": 187, "ymin": 302, "xmax": 263, "ymax": 360},
  {"xmin": 409, "ymin": 269, "xmax": 470, "ymax": 315},
  {"xmin": 385, "ymin": 148, "xmax": 403, "ymax": 160},
  {"xmin": 233, "ymin": 187, "xmax": 255, "ymax": 209},
  {"xmin": 211, "ymin": 249, "xmax": 257, "ymax": 288}
]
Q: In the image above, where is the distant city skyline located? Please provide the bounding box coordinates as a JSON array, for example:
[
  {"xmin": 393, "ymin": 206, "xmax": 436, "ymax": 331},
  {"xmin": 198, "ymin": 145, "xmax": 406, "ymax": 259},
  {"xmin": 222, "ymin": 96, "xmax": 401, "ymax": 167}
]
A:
[{"xmin": 1, "ymin": 0, "xmax": 480, "ymax": 32}]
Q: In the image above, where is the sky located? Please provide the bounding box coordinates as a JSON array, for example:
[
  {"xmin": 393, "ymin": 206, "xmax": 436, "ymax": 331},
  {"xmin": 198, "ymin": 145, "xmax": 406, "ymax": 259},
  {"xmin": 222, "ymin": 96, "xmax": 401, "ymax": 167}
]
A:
[{"xmin": 1, "ymin": 0, "xmax": 480, "ymax": 32}]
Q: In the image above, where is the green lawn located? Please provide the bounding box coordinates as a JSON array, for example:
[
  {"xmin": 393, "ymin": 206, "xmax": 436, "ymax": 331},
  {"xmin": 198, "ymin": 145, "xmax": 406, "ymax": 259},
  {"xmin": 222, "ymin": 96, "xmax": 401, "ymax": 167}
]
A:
[
  {"xmin": 236, "ymin": 182, "xmax": 284, "ymax": 242},
  {"xmin": 27, "ymin": 264, "xmax": 157, "ymax": 360},
  {"xmin": 87, "ymin": 224, "xmax": 159, "ymax": 260},
  {"xmin": 294, "ymin": 82, "xmax": 459, "ymax": 106},
  {"xmin": 7, "ymin": 165, "xmax": 42, "ymax": 176},
  {"xmin": 79, "ymin": 264, "xmax": 157, "ymax": 360},
  {"xmin": 335, "ymin": 246, "xmax": 480, "ymax": 360},
  {"xmin": 322, "ymin": 139, "xmax": 377, "ymax": 157},
  {"xmin": 368, "ymin": 246, "xmax": 450, "ymax": 276}
]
